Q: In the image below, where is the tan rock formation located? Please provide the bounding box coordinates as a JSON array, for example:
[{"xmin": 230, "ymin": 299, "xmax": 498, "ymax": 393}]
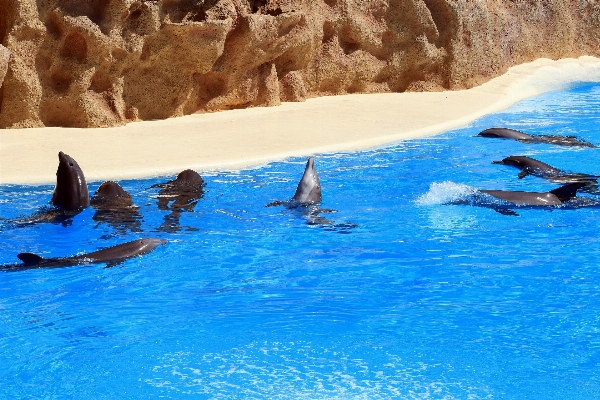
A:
[
  {"xmin": 0, "ymin": 44, "xmax": 9, "ymax": 86},
  {"xmin": 0, "ymin": 43, "xmax": 8, "ymax": 72},
  {"xmin": 1, "ymin": 0, "xmax": 600, "ymax": 128}
]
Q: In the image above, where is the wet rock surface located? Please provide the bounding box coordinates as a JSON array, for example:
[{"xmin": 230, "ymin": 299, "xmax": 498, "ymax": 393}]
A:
[{"xmin": 1, "ymin": 0, "xmax": 599, "ymax": 128}]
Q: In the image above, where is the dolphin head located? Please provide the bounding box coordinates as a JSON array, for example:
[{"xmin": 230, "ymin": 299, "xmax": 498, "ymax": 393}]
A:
[
  {"xmin": 292, "ymin": 157, "xmax": 322, "ymax": 204},
  {"xmin": 51, "ymin": 151, "xmax": 90, "ymax": 211},
  {"xmin": 92, "ymin": 181, "xmax": 133, "ymax": 207},
  {"xmin": 173, "ymin": 169, "xmax": 204, "ymax": 186},
  {"xmin": 492, "ymin": 156, "xmax": 527, "ymax": 168},
  {"xmin": 95, "ymin": 181, "xmax": 128, "ymax": 198}
]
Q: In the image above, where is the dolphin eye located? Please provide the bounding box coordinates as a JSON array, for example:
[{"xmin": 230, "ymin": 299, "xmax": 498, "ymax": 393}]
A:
[{"xmin": 69, "ymin": 163, "xmax": 73, "ymax": 166}]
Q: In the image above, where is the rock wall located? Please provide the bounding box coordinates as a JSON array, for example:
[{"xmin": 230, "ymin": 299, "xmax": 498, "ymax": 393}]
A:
[{"xmin": 1, "ymin": 0, "xmax": 599, "ymax": 128}]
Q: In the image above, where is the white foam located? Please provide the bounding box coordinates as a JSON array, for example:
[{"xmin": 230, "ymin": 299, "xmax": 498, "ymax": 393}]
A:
[{"xmin": 416, "ymin": 181, "xmax": 477, "ymax": 205}]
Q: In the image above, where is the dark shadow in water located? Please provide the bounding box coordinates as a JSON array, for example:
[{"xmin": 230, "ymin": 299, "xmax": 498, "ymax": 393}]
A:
[
  {"xmin": 4, "ymin": 206, "xmax": 83, "ymax": 228},
  {"xmin": 267, "ymin": 202, "xmax": 358, "ymax": 233}
]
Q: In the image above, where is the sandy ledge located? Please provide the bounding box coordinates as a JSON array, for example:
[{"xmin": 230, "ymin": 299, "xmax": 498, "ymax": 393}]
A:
[{"xmin": 2, "ymin": 56, "xmax": 600, "ymax": 185}]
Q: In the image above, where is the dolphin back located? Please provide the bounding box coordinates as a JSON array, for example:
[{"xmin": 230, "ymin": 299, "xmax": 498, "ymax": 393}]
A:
[
  {"xmin": 478, "ymin": 128, "xmax": 533, "ymax": 140},
  {"xmin": 83, "ymin": 238, "xmax": 165, "ymax": 262},
  {"xmin": 493, "ymin": 156, "xmax": 558, "ymax": 172}
]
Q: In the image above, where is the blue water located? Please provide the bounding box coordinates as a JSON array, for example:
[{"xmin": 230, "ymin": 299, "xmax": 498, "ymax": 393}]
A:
[{"xmin": 2, "ymin": 84, "xmax": 600, "ymax": 399}]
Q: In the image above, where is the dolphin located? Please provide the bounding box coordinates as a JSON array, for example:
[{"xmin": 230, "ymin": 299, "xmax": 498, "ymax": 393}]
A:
[
  {"xmin": 292, "ymin": 157, "xmax": 322, "ymax": 204},
  {"xmin": 0, "ymin": 238, "xmax": 166, "ymax": 271},
  {"xmin": 91, "ymin": 181, "xmax": 134, "ymax": 208},
  {"xmin": 52, "ymin": 151, "xmax": 90, "ymax": 211},
  {"xmin": 492, "ymin": 156, "xmax": 599, "ymax": 191},
  {"xmin": 6, "ymin": 152, "xmax": 90, "ymax": 227},
  {"xmin": 478, "ymin": 128, "xmax": 597, "ymax": 147},
  {"xmin": 151, "ymin": 169, "xmax": 205, "ymax": 232},
  {"xmin": 91, "ymin": 181, "xmax": 143, "ymax": 234},
  {"xmin": 155, "ymin": 169, "xmax": 205, "ymax": 210},
  {"xmin": 265, "ymin": 158, "xmax": 355, "ymax": 231},
  {"xmin": 445, "ymin": 182, "xmax": 594, "ymax": 216},
  {"xmin": 481, "ymin": 182, "xmax": 586, "ymax": 206},
  {"xmin": 479, "ymin": 128, "xmax": 534, "ymax": 141},
  {"xmin": 267, "ymin": 157, "xmax": 322, "ymax": 208},
  {"xmin": 493, "ymin": 155, "xmax": 561, "ymax": 177}
]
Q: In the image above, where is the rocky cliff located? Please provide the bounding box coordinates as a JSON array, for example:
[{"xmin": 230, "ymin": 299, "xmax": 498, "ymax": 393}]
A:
[{"xmin": 1, "ymin": 0, "xmax": 599, "ymax": 128}]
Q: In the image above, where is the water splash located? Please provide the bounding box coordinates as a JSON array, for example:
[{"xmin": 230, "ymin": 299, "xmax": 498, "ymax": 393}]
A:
[{"xmin": 415, "ymin": 181, "xmax": 477, "ymax": 206}]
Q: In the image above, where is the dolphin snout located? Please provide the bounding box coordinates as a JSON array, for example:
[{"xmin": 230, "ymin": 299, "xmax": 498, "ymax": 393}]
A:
[{"xmin": 58, "ymin": 151, "xmax": 76, "ymax": 167}]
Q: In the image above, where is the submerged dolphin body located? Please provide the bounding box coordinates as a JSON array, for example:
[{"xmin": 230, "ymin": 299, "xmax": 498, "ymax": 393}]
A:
[
  {"xmin": 478, "ymin": 128, "xmax": 597, "ymax": 148},
  {"xmin": 0, "ymin": 238, "xmax": 165, "ymax": 271},
  {"xmin": 492, "ymin": 156, "xmax": 599, "ymax": 192}
]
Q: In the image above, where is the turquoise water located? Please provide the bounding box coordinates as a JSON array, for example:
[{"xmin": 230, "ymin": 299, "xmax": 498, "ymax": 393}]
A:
[{"xmin": 2, "ymin": 84, "xmax": 600, "ymax": 398}]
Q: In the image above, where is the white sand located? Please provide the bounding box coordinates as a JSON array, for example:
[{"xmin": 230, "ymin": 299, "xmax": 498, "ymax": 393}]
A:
[{"xmin": 2, "ymin": 56, "xmax": 600, "ymax": 185}]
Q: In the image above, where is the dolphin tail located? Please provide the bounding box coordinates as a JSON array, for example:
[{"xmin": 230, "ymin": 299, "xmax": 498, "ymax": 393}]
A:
[
  {"xmin": 17, "ymin": 253, "xmax": 44, "ymax": 265},
  {"xmin": 549, "ymin": 182, "xmax": 587, "ymax": 202}
]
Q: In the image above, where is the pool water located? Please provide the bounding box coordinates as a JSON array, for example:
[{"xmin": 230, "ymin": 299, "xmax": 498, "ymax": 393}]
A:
[{"xmin": 2, "ymin": 84, "xmax": 600, "ymax": 399}]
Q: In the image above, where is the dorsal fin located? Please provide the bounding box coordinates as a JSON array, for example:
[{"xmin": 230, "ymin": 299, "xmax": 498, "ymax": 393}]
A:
[
  {"xmin": 549, "ymin": 182, "xmax": 586, "ymax": 201},
  {"xmin": 17, "ymin": 253, "xmax": 44, "ymax": 265}
]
